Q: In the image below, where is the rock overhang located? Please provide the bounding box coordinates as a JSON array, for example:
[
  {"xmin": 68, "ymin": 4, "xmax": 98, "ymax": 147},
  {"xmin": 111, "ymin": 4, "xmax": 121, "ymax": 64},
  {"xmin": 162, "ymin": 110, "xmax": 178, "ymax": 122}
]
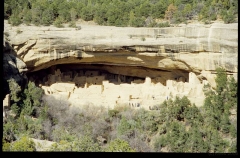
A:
[{"xmin": 4, "ymin": 20, "xmax": 238, "ymax": 86}]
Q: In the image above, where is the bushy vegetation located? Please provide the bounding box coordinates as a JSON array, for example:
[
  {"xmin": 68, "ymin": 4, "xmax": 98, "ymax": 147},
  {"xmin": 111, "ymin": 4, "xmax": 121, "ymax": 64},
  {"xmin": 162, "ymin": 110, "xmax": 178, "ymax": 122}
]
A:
[
  {"xmin": 3, "ymin": 67, "xmax": 237, "ymax": 152},
  {"xmin": 8, "ymin": 80, "xmax": 43, "ymax": 118},
  {"xmin": 3, "ymin": 136, "xmax": 36, "ymax": 151},
  {"xmin": 4, "ymin": 0, "xmax": 238, "ymax": 28}
]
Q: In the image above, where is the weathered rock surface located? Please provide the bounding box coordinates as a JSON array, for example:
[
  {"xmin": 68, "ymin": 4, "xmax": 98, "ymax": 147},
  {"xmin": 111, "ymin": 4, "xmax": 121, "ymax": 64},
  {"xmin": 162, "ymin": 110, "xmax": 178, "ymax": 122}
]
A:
[
  {"xmin": 49, "ymin": 82, "xmax": 75, "ymax": 93},
  {"xmin": 4, "ymin": 20, "xmax": 238, "ymax": 88},
  {"xmin": 3, "ymin": 36, "xmax": 28, "ymax": 99},
  {"xmin": 31, "ymin": 138, "xmax": 55, "ymax": 151}
]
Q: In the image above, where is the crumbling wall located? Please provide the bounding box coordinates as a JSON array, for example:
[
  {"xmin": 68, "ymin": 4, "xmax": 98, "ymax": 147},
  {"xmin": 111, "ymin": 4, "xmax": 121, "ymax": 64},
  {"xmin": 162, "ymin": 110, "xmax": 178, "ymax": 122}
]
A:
[
  {"xmin": 86, "ymin": 76, "xmax": 105, "ymax": 85},
  {"xmin": 73, "ymin": 76, "xmax": 86, "ymax": 86},
  {"xmin": 132, "ymin": 79, "xmax": 144, "ymax": 84},
  {"xmin": 152, "ymin": 77, "xmax": 166, "ymax": 85},
  {"xmin": 85, "ymin": 70, "xmax": 99, "ymax": 76}
]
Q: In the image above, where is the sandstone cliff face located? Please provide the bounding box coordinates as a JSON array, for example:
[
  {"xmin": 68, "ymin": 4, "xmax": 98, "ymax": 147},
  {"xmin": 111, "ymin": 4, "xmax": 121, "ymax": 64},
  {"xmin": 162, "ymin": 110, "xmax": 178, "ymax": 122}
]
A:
[
  {"xmin": 3, "ymin": 36, "xmax": 28, "ymax": 99},
  {"xmin": 4, "ymin": 21, "xmax": 238, "ymax": 87}
]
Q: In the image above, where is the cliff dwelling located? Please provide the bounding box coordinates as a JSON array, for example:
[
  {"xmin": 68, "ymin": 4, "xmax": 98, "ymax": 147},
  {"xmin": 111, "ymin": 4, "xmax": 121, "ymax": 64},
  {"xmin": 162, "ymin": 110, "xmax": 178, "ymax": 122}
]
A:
[
  {"xmin": 4, "ymin": 18, "xmax": 238, "ymax": 112},
  {"xmin": 27, "ymin": 64, "xmax": 207, "ymax": 109}
]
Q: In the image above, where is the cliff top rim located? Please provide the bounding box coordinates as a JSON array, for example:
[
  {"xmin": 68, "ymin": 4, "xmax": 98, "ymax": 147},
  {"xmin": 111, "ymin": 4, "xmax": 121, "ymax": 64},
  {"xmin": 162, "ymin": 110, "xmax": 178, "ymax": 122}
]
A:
[{"xmin": 4, "ymin": 19, "xmax": 238, "ymax": 31}]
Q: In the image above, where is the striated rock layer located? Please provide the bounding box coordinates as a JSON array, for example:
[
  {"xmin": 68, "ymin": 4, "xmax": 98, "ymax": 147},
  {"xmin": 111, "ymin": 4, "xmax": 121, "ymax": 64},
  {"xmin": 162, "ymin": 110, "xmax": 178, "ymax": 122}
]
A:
[{"xmin": 4, "ymin": 21, "xmax": 238, "ymax": 77}]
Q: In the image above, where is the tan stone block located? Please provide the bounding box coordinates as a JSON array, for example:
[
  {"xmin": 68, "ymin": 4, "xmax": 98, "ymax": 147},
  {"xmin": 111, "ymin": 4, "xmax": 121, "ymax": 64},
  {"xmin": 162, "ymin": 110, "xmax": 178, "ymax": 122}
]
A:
[
  {"xmin": 3, "ymin": 94, "xmax": 10, "ymax": 107},
  {"xmin": 50, "ymin": 82, "xmax": 75, "ymax": 92}
]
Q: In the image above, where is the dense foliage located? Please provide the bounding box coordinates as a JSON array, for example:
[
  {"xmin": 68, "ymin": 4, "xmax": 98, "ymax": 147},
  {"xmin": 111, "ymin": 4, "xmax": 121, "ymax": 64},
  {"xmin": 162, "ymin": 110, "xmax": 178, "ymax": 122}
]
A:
[
  {"xmin": 8, "ymin": 80, "xmax": 43, "ymax": 117},
  {"xmin": 3, "ymin": 136, "xmax": 36, "ymax": 151},
  {"xmin": 3, "ymin": 67, "xmax": 237, "ymax": 152},
  {"xmin": 4, "ymin": 0, "xmax": 238, "ymax": 27}
]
